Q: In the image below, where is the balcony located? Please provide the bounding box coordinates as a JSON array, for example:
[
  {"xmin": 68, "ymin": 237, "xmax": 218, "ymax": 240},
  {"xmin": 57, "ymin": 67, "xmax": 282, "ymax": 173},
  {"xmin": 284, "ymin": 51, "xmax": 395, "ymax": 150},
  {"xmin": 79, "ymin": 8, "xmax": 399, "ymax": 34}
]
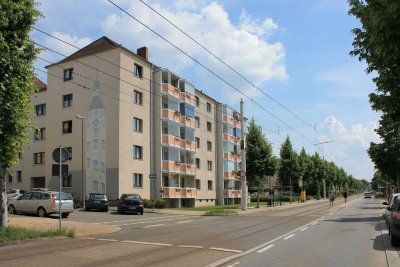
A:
[
  {"xmin": 224, "ymin": 171, "xmax": 239, "ymax": 179},
  {"xmin": 224, "ymin": 189, "xmax": 242, "ymax": 198},
  {"xmin": 162, "ymin": 83, "xmax": 181, "ymax": 99},
  {"xmin": 180, "ymin": 92, "xmax": 196, "ymax": 106},
  {"xmin": 180, "ymin": 116, "xmax": 196, "ymax": 128},
  {"xmin": 161, "ymin": 187, "xmax": 197, "ymax": 198},
  {"xmin": 162, "ymin": 135, "xmax": 196, "ymax": 151},
  {"xmin": 162, "ymin": 109, "xmax": 181, "ymax": 123},
  {"xmin": 224, "ymin": 152, "xmax": 241, "ymax": 162},
  {"xmin": 223, "ymin": 115, "xmax": 241, "ymax": 128},
  {"xmin": 162, "ymin": 161, "xmax": 197, "ymax": 175},
  {"xmin": 223, "ymin": 133, "xmax": 241, "ymax": 144}
]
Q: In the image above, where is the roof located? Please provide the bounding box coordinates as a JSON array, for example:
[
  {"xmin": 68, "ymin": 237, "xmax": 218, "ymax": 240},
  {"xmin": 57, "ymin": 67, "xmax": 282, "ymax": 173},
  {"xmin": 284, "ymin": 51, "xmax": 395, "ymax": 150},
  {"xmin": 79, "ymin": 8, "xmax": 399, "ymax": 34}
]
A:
[{"xmin": 34, "ymin": 77, "xmax": 47, "ymax": 91}]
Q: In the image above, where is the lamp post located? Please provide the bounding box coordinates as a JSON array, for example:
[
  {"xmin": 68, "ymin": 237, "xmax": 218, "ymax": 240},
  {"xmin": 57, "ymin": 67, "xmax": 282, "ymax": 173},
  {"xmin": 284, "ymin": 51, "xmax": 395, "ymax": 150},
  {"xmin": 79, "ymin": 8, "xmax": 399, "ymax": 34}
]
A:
[{"xmin": 76, "ymin": 115, "xmax": 85, "ymax": 209}]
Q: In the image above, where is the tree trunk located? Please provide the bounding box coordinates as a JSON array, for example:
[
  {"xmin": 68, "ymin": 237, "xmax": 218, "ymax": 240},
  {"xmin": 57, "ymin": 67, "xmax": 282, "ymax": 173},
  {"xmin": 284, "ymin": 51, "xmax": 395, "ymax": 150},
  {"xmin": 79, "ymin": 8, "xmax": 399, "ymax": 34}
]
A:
[
  {"xmin": 0, "ymin": 167, "xmax": 8, "ymax": 229},
  {"xmin": 257, "ymin": 187, "xmax": 260, "ymax": 208}
]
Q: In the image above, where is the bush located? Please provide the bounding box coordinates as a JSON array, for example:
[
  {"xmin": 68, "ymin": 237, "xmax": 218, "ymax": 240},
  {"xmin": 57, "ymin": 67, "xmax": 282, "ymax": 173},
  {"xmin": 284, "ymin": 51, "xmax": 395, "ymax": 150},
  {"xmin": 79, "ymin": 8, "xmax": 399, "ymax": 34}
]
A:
[
  {"xmin": 143, "ymin": 199, "xmax": 153, "ymax": 208},
  {"xmin": 155, "ymin": 200, "xmax": 166, "ymax": 209},
  {"xmin": 0, "ymin": 226, "xmax": 75, "ymax": 243},
  {"xmin": 375, "ymin": 192, "xmax": 384, "ymax": 199},
  {"xmin": 205, "ymin": 209, "xmax": 237, "ymax": 216}
]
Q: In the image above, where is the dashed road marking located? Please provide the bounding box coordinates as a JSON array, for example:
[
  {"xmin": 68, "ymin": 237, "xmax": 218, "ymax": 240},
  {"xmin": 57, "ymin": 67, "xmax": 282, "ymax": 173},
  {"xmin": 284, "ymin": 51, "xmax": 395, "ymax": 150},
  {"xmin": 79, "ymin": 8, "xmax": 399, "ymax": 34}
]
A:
[
  {"xmin": 100, "ymin": 215, "xmax": 185, "ymax": 224},
  {"xmin": 257, "ymin": 244, "xmax": 275, "ymax": 253},
  {"xmin": 226, "ymin": 262, "xmax": 240, "ymax": 267},
  {"xmin": 300, "ymin": 227, "xmax": 308, "ymax": 231},
  {"xmin": 312, "ymin": 222, "xmax": 318, "ymax": 225},
  {"xmin": 209, "ymin": 247, "xmax": 243, "ymax": 254},
  {"xmin": 178, "ymin": 220, "xmax": 193, "ymax": 224},
  {"xmin": 120, "ymin": 240, "xmax": 173, "ymax": 247},
  {"xmin": 97, "ymin": 239, "xmax": 118, "ymax": 242},
  {"xmin": 144, "ymin": 224, "xmax": 164, "ymax": 228},
  {"xmin": 177, "ymin": 245, "xmax": 204, "ymax": 249},
  {"xmin": 82, "ymin": 237, "xmax": 95, "ymax": 240},
  {"xmin": 283, "ymin": 234, "xmax": 295, "ymax": 240},
  {"xmin": 114, "ymin": 217, "xmax": 191, "ymax": 227}
]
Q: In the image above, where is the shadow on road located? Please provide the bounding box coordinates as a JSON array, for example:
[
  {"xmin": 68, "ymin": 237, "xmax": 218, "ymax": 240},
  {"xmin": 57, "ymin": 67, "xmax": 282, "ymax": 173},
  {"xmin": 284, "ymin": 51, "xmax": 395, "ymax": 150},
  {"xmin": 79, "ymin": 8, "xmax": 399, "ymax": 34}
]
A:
[{"xmin": 325, "ymin": 216, "xmax": 380, "ymax": 223}]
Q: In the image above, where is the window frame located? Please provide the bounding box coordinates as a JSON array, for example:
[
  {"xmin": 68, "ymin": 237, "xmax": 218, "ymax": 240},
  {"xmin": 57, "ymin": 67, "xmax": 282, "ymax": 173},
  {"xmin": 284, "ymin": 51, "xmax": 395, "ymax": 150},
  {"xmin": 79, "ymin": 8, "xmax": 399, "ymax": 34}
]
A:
[
  {"xmin": 207, "ymin": 141, "xmax": 212, "ymax": 152},
  {"xmin": 133, "ymin": 90, "xmax": 143, "ymax": 105},
  {"xmin": 206, "ymin": 102, "xmax": 212, "ymax": 112},
  {"xmin": 195, "ymin": 137, "xmax": 200, "ymax": 149},
  {"xmin": 133, "ymin": 117, "xmax": 143, "ymax": 133},
  {"xmin": 63, "ymin": 68, "xmax": 73, "ymax": 81},
  {"xmin": 34, "ymin": 127, "xmax": 46, "ymax": 140},
  {"xmin": 133, "ymin": 173, "xmax": 143, "ymax": 187},
  {"xmin": 35, "ymin": 104, "xmax": 46, "ymax": 116},
  {"xmin": 133, "ymin": 63, "xmax": 143, "ymax": 78},
  {"xmin": 17, "ymin": 171, "xmax": 22, "ymax": 183},
  {"xmin": 207, "ymin": 121, "xmax": 212, "ymax": 132},
  {"xmin": 208, "ymin": 180, "xmax": 213, "ymax": 191},
  {"xmin": 63, "ymin": 94, "xmax": 73, "ymax": 108},
  {"xmin": 62, "ymin": 120, "xmax": 73, "ymax": 134},
  {"xmin": 207, "ymin": 160, "xmax": 212, "ymax": 171},
  {"xmin": 133, "ymin": 145, "xmax": 143, "ymax": 160},
  {"xmin": 33, "ymin": 152, "xmax": 45, "ymax": 165}
]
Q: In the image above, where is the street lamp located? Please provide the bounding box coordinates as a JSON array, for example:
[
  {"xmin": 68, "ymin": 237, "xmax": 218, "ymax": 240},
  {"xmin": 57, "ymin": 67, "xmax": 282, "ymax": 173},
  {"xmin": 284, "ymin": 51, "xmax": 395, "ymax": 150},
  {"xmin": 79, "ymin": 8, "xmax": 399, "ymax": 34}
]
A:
[{"xmin": 75, "ymin": 115, "xmax": 85, "ymax": 209}]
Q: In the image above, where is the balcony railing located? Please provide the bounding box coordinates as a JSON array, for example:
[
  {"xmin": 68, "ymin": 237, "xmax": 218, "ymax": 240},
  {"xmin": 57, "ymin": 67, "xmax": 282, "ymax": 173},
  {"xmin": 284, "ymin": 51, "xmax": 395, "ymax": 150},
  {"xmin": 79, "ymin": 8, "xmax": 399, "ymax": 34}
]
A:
[
  {"xmin": 161, "ymin": 187, "xmax": 197, "ymax": 198},
  {"xmin": 223, "ymin": 115, "xmax": 241, "ymax": 128},
  {"xmin": 162, "ymin": 109, "xmax": 181, "ymax": 123},
  {"xmin": 180, "ymin": 92, "xmax": 196, "ymax": 106},
  {"xmin": 224, "ymin": 171, "xmax": 239, "ymax": 179},
  {"xmin": 162, "ymin": 135, "xmax": 196, "ymax": 151},
  {"xmin": 223, "ymin": 152, "xmax": 241, "ymax": 162},
  {"xmin": 162, "ymin": 83, "xmax": 181, "ymax": 99},
  {"xmin": 180, "ymin": 116, "xmax": 196, "ymax": 128},
  {"xmin": 223, "ymin": 133, "xmax": 241, "ymax": 144},
  {"xmin": 162, "ymin": 161, "xmax": 197, "ymax": 175},
  {"xmin": 224, "ymin": 189, "xmax": 242, "ymax": 198}
]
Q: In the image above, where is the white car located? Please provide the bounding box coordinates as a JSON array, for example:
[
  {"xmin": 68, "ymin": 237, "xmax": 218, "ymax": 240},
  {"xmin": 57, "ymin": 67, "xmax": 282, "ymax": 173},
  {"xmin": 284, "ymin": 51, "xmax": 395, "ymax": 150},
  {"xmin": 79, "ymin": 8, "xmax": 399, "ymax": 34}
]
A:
[
  {"xmin": 6, "ymin": 189, "xmax": 26, "ymax": 200},
  {"xmin": 8, "ymin": 191, "xmax": 74, "ymax": 218}
]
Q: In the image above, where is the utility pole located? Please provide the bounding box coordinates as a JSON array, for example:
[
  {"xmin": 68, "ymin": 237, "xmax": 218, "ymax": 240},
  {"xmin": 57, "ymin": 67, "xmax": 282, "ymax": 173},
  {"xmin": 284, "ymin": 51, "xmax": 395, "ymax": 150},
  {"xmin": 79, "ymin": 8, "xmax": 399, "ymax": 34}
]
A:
[
  {"xmin": 76, "ymin": 115, "xmax": 85, "ymax": 209},
  {"xmin": 0, "ymin": 167, "xmax": 7, "ymax": 228},
  {"xmin": 240, "ymin": 99, "xmax": 247, "ymax": 211}
]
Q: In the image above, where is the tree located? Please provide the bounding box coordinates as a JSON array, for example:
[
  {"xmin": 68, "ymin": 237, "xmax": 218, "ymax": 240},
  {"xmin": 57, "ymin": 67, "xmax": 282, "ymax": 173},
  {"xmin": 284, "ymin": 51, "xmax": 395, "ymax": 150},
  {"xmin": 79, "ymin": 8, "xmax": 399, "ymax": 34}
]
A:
[
  {"xmin": 246, "ymin": 118, "xmax": 278, "ymax": 207},
  {"xmin": 279, "ymin": 136, "xmax": 300, "ymax": 200},
  {"xmin": 349, "ymin": 0, "xmax": 400, "ymax": 190},
  {"xmin": 0, "ymin": 0, "xmax": 41, "ymax": 229}
]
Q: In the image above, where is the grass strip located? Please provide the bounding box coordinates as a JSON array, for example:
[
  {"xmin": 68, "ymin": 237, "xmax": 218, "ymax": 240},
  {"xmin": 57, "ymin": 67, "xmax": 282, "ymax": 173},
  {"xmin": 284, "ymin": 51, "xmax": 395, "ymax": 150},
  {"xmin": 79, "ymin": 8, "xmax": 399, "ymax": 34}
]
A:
[
  {"xmin": 0, "ymin": 226, "xmax": 75, "ymax": 243},
  {"xmin": 204, "ymin": 209, "xmax": 237, "ymax": 216}
]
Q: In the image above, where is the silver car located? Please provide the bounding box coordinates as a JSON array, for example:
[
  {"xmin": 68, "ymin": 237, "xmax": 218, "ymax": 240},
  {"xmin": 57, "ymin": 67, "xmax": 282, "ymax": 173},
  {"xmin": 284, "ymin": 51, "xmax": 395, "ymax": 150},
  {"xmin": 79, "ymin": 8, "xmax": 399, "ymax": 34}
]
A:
[
  {"xmin": 8, "ymin": 191, "xmax": 74, "ymax": 218},
  {"xmin": 6, "ymin": 189, "xmax": 26, "ymax": 200}
]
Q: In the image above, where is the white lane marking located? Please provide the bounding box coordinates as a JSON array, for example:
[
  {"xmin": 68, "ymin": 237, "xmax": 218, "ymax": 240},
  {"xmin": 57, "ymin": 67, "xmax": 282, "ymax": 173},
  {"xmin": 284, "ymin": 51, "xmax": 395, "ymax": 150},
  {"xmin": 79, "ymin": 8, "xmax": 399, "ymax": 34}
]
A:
[
  {"xmin": 177, "ymin": 245, "xmax": 204, "ymax": 249},
  {"xmin": 283, "ymin": 234, "xmax": 295, "ymax": 240},
  {"xmin": 114, "ymin": 216, "xmax": 192, "ymax": 227},
  {"xmin": 101, "ymin": 215, "xmax": 185, "ymax": 224},
  {"xmin": 209, "ymin": 247, "xmax": 242, "ymax": 254},
  {"xmin": 312, "ymin": 222, "xmax": 318, "ymax": 225},
  {"xmin": 82, "ymin": 237, "xmax": 95, "ymax": 240},
  {"xmin": 300, "ymin": 227, "xmax": 308, "ymax": 231},
  {"xmin": 97, "ymin": 239, "xmax": 118, "ymax": 242},
  {"xmin": 144, "ymin": 224, "xmax": 164, "ymax": 228},
  {"xmin": 178, "ymin": 220, "xmax": 193, "ymax": 224},
  {"xmin": 257, "ymin": 244, "xmax": 275, "ymax": 253},
  {"xmin": 120, "ymin": 240, "xmax": 173, "ymax": 246},
  {"xmin": 226, "ymin": 262, "xmax": 240, "ymax": 267}
]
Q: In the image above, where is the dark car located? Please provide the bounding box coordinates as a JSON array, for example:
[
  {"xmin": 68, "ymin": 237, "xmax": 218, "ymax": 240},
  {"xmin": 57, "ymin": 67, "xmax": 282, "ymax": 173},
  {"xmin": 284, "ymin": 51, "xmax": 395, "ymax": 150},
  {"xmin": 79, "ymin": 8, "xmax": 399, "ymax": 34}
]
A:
[
  {"xmin": 117, "ymin": 194, "xmax": 144, "ymax": 215},
  {"xmin": 85, "ymin": 193, "xmax": 109, "ymax": 212},
  {"xmin": 388, "ymin": 198, "xmax": 400, "ymax": 246}
]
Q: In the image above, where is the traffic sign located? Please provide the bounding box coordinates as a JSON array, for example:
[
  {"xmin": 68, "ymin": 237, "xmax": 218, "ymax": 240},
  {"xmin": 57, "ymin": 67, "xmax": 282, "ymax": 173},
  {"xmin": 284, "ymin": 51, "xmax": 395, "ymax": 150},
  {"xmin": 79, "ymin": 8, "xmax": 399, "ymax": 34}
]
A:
[
  {"xmin": 52, "ymin": 147, "xmax": 69, "ymax": 163},
  {"xmin": 149, "ymin": 174, "xmax": 157, "ymax": 179}
]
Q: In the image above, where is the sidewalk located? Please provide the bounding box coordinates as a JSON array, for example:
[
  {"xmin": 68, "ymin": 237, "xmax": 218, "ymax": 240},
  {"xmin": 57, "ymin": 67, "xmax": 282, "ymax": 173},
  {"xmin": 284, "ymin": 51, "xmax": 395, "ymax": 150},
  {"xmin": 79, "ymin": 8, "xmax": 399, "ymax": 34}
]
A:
[{"xmin": 8, "ymin": 215, "xmax": 120, "ymax": 237}]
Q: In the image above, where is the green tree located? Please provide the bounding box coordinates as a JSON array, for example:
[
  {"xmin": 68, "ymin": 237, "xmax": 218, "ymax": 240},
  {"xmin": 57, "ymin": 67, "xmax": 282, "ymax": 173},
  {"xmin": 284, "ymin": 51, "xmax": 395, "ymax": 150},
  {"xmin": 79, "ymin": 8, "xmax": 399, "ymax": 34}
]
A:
[
  {"xmin": 349, "ymin": 0, "xmax": 400, "ymax": 190},
  {"xmin": 0, "ymin": 0, "xmax": 41, "ymax": 228},
  {"xmin": 246, "ymin": 118, "xmax": 278, "ymax": 207},
  {"xmin": 279, "ymin": 136, "xmax": 300, "ymax": 202}
]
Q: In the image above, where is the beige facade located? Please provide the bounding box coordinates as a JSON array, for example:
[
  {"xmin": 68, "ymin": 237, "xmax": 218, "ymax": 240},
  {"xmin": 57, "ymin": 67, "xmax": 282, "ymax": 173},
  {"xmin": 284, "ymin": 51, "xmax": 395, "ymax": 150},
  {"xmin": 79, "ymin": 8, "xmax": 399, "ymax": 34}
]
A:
[{"xmin": 7, "ymin": 36, "xmax": 244, "ymax": 207}]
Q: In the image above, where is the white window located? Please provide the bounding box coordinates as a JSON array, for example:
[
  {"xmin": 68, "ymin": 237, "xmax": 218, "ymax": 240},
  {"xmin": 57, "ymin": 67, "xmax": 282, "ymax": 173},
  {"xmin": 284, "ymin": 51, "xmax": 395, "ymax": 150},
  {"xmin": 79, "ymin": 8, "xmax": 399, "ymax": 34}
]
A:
[
  {"xmin": 207, "ymin": 160, "xmax": 212, "ymax": 171},
  {"xmin": 63, "ymin": 94, "xmax": 73, "ymax": 107},
  {"xmin": 134, "ymin": 90, "xmax": 143, "ymax": 105},
  {"xmin": 35, "ymin": 104, "xmax": 46, "ymax": 116},
  {"xmin": 63, "ymin": 68, "xmax": 73, "ymax": 81},
  {"xmin": 133, "ymin": 64, "xmax": 143, "ymax": 78},
  {"xmin": 133, "ymin": 117, "xmax": 143, "ymax": 132},
  {"xmin": 133, "ymin": 145, "xmax": 143, "ymax": 159},
  {"xmin": 133, "ymin": 173, "xmax": 143, "ymax": 187}
]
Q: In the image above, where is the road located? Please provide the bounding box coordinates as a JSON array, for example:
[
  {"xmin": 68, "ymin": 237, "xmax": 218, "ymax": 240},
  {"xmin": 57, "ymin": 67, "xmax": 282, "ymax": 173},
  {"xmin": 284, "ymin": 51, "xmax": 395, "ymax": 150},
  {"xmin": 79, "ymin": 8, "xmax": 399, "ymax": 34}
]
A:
[{"xmin": 1, "ymin": 196, "xmax": 398, "ymax": 267}]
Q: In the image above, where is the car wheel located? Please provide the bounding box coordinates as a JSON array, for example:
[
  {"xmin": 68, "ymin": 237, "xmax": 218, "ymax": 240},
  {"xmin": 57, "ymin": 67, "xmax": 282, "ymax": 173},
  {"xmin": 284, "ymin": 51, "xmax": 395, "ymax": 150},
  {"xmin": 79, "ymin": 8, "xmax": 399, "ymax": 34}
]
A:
[
  {"xmin": 37, "ymin": 207, "xmax": 47, "ymax": 217},
  {"xmin": 140, "ymin": 210, "xmax": 144, "ymax": 215},
  {"xmin": 62, "ymin": 213, "xmax": 69, "ymax": 218},
  {"xmin": 8, "ymin": 205, "xmax": 16, "ymax": 214},
  {"xmin": 391, "ymin": 232, "xmax": 400, "ymax": 246}
]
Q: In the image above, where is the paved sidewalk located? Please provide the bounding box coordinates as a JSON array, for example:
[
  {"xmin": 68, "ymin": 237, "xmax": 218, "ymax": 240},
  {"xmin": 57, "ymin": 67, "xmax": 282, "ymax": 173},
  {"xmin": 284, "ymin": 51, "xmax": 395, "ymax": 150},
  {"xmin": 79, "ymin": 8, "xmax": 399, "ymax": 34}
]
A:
[{"xmin": 8, "ymin": 215, "xmax": 120, "ymax": 236}]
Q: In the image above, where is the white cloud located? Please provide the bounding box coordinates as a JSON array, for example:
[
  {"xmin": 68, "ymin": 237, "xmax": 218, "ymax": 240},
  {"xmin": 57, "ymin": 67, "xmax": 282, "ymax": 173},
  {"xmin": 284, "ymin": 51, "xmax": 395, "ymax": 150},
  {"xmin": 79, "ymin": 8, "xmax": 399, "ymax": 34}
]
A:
[
  {"xmin": 44, "ymin": 32, "xmax": 92, "ymax": 57},
  {"xmin": 101, "ymin": 1, "xmax": 287, "ymax": 102}
]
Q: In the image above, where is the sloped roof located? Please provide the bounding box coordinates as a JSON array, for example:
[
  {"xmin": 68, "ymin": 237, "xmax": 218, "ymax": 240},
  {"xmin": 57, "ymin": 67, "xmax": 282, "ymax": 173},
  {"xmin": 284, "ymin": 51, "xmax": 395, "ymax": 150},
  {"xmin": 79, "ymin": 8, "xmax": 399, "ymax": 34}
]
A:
[
  {"xmin": 34, "ymin": 77, "xmax": 47, "ymax": 91},
  {"xmin": 50, "ymin": 36, "xmax": 121, "ymax": 66}
]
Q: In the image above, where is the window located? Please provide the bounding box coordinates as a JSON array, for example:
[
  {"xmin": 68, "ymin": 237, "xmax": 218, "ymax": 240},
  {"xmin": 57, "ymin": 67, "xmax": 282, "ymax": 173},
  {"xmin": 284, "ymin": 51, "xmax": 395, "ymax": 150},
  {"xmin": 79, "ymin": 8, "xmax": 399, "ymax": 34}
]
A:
[
  {"xmin": 134, "ymin": 90, "xmax": 143, "ymax": 105},
  {"xmin": 180, "ymin": 177, "xmax": 185, "ymax": 188},
  {"xmin": 196, "ymin": 179, "xmax": 201, "ymax": 190},
  {"xmin": 208, "ymin": 180, "xmax": 213, "ymax": 190},
  {"xmin": 207, "ymin": 102, "xmax": 212, "ymax": 112},
  {"xmin": 133, "ymin": 173, "xmax": 143, "ymax": 187},
  {"xmin": 195, "ymin": 137, "xmax": 200, "ymax": 149},
  {"xmin": 34, "ymin": 152, "xmax": 45, "ymax": 164},
  {"xmin": 133, "ymin": 64, "xmax": 143, "ymax": 78},
  {"xmin": 195, "ymin": 116, "xmax": 200, "ymax": 128},
  {"xmin": 63, "ymin": 174, "xmax": 72, "ymax": 188},
  {"xmin": 63, "ymin": 68, "xmax": 73, "ymax": 81},
  {"xmin": 207, "ymin": 141, "xmax": 212, "ymax": 152},
  {"xmin": 207, "ymin": 121, "xmax": 212, "ymax": 132},
  {"xmin": 8, "ymin": 173, "xmax": 12, "ymax": 183},
  {"xmin": 17, "ymin": 171, "xmax": 22, "ymax": 182},
  {"xmin": 63, "ymin": 94, "xmax": 73, "ymax": 107},
  {"xmin": 66, "ymin": 147, "xmax": 72, "ymax": 160},
  {"xmin": 163, "ymin": 176, "xmax": 169, "ymax": 187},
  {"xmin": 35, "ymin": 104, "xmax": 46, "ymax": 116},
  {"xmin": 93, "ymin": 139, "xmax": 98, "ymax": 150},
  {"xmin": 133, "ymin": 117, "xmax": 143, "ymax": 132},
  {"xmin": 207, "ymin": 160, "xmax": 212, "ymax": 171},
  {"xmin": 196, "ymin": 158, "xmax": 200, "ymax": 169},
  {"xmin": 133, "ymin": 145, "xmax": 143, "ymax": 159},
  {"xmin": 62, "ymin": 120, "xmax": 72, "ymax": 134},
  {"xmin": 195, "ymin": 96, "xmax": 200, "ymax": 107},
  {"xmin": 34, "ymin": 127, "xmax": 46, "ymax": 140}
]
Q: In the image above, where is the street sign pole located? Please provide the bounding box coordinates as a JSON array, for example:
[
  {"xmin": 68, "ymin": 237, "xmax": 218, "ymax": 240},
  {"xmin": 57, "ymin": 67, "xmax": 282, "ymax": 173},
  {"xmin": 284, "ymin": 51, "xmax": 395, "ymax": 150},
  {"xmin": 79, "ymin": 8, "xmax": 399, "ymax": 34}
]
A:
[
  {"xmin": 59, "ymin": 146, "xmax": 62, "ymax": 230},
  {"xmin": 240, "ymin": 99, "xmax": 247, "ymax": 211}
]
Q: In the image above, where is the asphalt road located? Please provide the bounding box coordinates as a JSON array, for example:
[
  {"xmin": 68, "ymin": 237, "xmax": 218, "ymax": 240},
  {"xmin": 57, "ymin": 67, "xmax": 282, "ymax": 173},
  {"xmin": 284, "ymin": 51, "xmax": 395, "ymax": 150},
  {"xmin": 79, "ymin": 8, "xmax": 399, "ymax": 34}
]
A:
[{"xmin": 1, "ymin": 196, "xmax": 397, "ymax": 267}]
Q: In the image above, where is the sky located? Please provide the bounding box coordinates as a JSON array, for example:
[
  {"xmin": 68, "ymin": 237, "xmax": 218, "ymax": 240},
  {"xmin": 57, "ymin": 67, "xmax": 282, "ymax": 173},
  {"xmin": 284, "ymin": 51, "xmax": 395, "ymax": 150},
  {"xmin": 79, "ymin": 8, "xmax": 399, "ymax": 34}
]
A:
[{"xmin": 32, "ymin": 0, "xmax": 381, "ymax": 181}]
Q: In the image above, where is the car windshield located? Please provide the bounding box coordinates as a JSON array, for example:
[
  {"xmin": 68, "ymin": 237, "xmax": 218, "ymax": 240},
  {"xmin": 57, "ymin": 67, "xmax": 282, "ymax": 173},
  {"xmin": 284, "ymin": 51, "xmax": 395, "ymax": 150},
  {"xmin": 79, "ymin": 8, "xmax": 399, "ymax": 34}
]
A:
[
  {"xmin": 122, "ymin": 195, "xmax": 141, "ymax": 200},
  {"xmin": 53, "ymin": 192, "xmax": 72, "ymax": 200},
  {"xmin": 89, "ymin": 194, "xmax": 106, "ymax": 200},
  {"xmin": 7, "ymin": 189, "xmax": 17, "ymax": 194}
]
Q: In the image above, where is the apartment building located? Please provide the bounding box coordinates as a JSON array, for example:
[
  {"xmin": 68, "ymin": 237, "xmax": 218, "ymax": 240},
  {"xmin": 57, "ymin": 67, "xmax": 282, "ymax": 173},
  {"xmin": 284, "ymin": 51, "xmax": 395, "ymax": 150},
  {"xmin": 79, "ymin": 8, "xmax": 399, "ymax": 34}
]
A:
[{"xmin": 7, "ymin": 36, "xmax": 244, "ymax": 207}]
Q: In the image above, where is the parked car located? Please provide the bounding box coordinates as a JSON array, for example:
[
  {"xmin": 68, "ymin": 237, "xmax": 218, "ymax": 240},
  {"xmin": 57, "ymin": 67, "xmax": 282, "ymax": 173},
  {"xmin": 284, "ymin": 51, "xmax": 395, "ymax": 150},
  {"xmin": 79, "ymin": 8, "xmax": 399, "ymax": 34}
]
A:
[
  {"xmin": 8, "ymin": 191, "xmax": 74, "ymax": 218},
  {"xmin": 31, "ymin": 188, "xmax": 52, "ymax": 192},
  {"xmin": 117, "ymin": 194, "xmax": 144, "ymax": 215},
  {"xmin": 85, "ymin": 193, "xmax": 109, "ymax": 212},
  {"xmin": 388, "ymin": 198, "xmax": 400, "ymax": 246},
  {"xmin": 6, "ymin": 189, "xmax": 26, "ymax": 201},
  {"xmin": 383, "ymin": 193, "xmax": 400, "ymax": 224}
]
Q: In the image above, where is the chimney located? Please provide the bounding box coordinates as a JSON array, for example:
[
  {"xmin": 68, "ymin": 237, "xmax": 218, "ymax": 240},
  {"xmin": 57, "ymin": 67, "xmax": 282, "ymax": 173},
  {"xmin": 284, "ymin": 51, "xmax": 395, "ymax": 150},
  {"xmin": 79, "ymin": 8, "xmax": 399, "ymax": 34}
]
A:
[{"xmin": 137, "ymin": 46, "xmax": 148, "ymax": 60}]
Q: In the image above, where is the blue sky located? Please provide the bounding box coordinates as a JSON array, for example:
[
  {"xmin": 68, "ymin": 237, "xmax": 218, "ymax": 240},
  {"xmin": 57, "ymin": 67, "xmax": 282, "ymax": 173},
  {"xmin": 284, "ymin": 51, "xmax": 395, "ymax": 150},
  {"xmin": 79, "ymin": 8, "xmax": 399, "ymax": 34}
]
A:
[{"xmin": 33, "ymin": 0, "xmax": 380, "ymax": 181}]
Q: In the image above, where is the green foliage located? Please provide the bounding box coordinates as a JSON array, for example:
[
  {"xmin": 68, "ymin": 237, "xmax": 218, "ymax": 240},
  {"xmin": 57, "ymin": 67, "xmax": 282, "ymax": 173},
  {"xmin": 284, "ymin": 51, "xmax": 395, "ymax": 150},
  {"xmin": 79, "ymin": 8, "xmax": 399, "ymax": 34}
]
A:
[
  {"xmin": 143, "ymin": 199, "xmax": 153, "ymax": 208},
  {"xmin": 155, "ymin": 200, "xmax": 166, "ymax": 209},
  {"xmin": 0, "ymin": 0, "xmax": 42, "ymax": 169},
  {"xmin": 375, "ymin": 192, "xmax": 384, "ymax": 199},
  {"xmin": 349, "ymin": 0, "xmax": 400, "ymax": 187},
  {"xmin": 279, "ymin": 136, "xmax": 300, "ymax": 188},
  {"xmin": 204, "ymin": 209, "xmax": 237, "ymax": 216},
  {"xmin": 0, "ymin": 226, "xmax": 75, "ymax": 243}
]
